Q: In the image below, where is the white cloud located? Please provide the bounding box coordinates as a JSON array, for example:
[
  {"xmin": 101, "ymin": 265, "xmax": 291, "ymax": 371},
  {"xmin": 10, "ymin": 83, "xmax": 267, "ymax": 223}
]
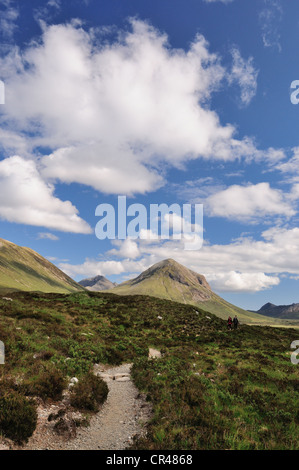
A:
[
  {"xmin": 33, "ymin": 0, "xmax": 62, "ymax": 25},
  {"xmin": 37, "ymin": 232, "xmax": 59, "ymax": 241},
  {"xmin": 205, "ymin": 182, "xmax": 295, "ymax": 221},
  {"xmin": 108, "ymin": 238, "xmax": 140, "ymax": 259},
  {"xmin": 47, "ymin": 0, "xmax": 61, "ymax": 8},
  {"xmin": 0, "ymin": 19, "xmax": 283, "ymax": 195},
  {"xmin": 275, "ymin": 147, "xmax": 299, "ymax": 174},
  {"xmin": 0, "ymin": 156, "xmax": 92, "ymax": 233},
  {"xmin": 60, "ymin": 258, "xmax": 149, "ymax": 278},
  {"xmin": 206, "ymin": 271, "xmax": 280, "ymax": 292},
  {"xmin": 61, "ymin": 225, "xmax": 299, "ymax": 291},
  {"xmin": 229, "ymin": 48, "xmax": 258, "ymax": 106},
  {"xmin": 259, "ymin": 0, "xmax": 282, "ymax": 51},
  {"xmin": 0, "ymin": 0, "xmax": 18, "ymax": 39},
  {"xmin": 41, "ymin": 145, "xmax": 164, "ymax": 195}
]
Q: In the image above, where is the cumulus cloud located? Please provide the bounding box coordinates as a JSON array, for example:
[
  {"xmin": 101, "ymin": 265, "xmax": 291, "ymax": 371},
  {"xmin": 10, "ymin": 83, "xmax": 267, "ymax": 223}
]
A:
[
  {"xmin": 61, "ymin": 225, "xmax": 299, "ymax": 291},
  {"xmin": 0, "ymin": 156, "xmax": 92, "ymax": 233},
  {"xmin": 60, "ymin": 258, "xmax": 149, "ymax": 278},
  {"xmin": 108, "ymin": 239, "xmax": 141, "ymax": 259},
  {"xmin": 228, "ymin": 48, "xmax": 258, "ymax": 106},
  {"xmin": 205, "ymin": 182, "xmax": 295, "ymax": 221},
  {"xmin": 0, "ymin": 19, "xmax": 283, "ymax": 196},
  {"xmin": 207, "ymin": 271, "xmax": 280, "ymax": 292},
  {"xmin": 41, "ymin": 145, "xmax": 164, "ymax": 195},
  {"xmin": 275, "ymin": 147, "xmax": 299, "ymax": 174}
]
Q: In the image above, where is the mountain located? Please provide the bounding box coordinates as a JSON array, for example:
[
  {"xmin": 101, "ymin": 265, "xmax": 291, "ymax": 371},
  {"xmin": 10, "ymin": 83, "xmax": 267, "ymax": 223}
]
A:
[
  {"xmin": 110, "ymin": 258, "xmax": 269, "ymax": 324},
  {"xmin": 0, "ymin": 238, "xmax": 84, "ymax": 294},
  {"xmin": 256, "ymin": 302, "xmax": 299, "ymax": 319},
  {"xmin": 79, "ymin": 275, "xmax": 117, "ymax": 291}
]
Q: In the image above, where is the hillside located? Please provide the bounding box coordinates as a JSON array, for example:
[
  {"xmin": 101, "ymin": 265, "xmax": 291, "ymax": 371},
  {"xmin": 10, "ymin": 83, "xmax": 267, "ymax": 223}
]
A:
[
  {"xmin": 110, "ymin": 259, "xmax": 278, "ymax": 324},
  {"xmin": 0, "ymin": 238, "xmax": 84, "ymax": 294},
  {"xmin": 256, "ymin": 302, "xmax": 299, "ymax": 320},
  {"xmin": 79, "ymin": 275, "xmax": 117, "ymax": 291},
  {"xmin": 0, "ymin": 290, "xmax": 298, "ymax": 450}
]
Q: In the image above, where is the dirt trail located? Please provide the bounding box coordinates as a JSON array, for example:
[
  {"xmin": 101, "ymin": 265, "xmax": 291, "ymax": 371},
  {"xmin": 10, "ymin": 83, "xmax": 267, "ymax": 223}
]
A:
[
  {"xmin": 7, "ymin": 363, "xmax": 152, "ymax": 451},
  {"xmin": 64, "ymin": 363, "xmax": 151, "ymax": 450}
]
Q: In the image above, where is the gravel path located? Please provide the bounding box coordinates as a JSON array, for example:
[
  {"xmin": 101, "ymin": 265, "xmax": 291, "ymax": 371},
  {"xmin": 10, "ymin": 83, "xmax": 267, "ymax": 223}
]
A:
[
  {"xmin": 65, "ymin": 363, "xmax": 151, "ymax": 450},
  {"xmin": 6, "ymin": 363, "xmax": 152, "ymax": 451}
]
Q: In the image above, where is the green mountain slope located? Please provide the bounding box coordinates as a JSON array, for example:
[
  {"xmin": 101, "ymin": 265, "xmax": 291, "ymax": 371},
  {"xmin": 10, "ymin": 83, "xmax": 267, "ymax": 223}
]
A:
[
  {"xmin": 111, "ymin": 259, "xmax": 286, "ymax": 325},
  {"xmin": 0, "ymin": 238, "xmax": 84, "ymax": 294}
]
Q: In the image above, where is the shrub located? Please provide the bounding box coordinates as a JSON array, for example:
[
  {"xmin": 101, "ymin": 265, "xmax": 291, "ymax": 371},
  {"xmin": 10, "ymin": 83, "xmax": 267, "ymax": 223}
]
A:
[
  {"xmin": 105, "ymin": 346, "xmax": 123, "ymax": 365},
  {"xmin": 0, "ymin": 392, "xmax": 37, "ymax": 444},
  {"xmin": 24, "ymin": 365, "xmax": 66, "ymax": 401},
  {"xmin": 70, "ymin": 372, "xmax": 108, "ymax": 412}
]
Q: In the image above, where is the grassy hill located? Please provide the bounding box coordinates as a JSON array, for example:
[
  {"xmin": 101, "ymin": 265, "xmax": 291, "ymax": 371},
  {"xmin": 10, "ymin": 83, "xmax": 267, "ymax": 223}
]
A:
[
  {"xmin": 0, "ymin": 238, "xmax": 84, "ymax": 294},
  {"xmin": 111, "ymin": 259, "xmax": 286, "ymax": 325},
  {"xmin": 0, "ymin": 290, "xmax": 299, "ymax": 449}
]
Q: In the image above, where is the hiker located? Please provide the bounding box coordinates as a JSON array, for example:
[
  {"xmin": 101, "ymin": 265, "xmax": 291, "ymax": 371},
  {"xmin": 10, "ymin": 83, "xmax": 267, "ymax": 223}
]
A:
[
  {"xmin": 227, "ymin": 316, "xmax": 233, "ymax": 330},
  {"xmin": 233, "ymin": 315, "xmax": 239, "ymax": 330}
]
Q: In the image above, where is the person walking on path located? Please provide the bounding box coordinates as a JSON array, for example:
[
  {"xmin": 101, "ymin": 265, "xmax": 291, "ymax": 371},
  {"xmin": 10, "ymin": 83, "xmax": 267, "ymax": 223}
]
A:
[
  {"xmin": 233, "ymin": 315, "xmax": 239, "ymax": 330},
  {"xmin": 227, "ymin": 316, "xmax": 233, "ymax": 331}
]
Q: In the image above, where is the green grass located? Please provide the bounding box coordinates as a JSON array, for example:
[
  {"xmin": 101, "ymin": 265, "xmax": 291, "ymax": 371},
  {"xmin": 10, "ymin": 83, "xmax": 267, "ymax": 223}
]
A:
[
  {"xmin": 0, "ymin": 290, "xmax": 298, "ymax": 449},
  {"xmin": 0, "ymin": 238, "xmax": 84, "ymax": 294}
]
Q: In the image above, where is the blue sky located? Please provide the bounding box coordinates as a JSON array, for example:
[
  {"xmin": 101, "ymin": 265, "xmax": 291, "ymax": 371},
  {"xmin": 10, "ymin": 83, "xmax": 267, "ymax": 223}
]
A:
[{"xmin": 1, "ymin": 0, "xmax": 299, "ymax": 310}]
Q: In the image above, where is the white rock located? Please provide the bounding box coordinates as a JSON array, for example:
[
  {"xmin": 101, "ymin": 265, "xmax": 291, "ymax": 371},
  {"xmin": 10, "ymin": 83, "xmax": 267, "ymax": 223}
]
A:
[
  {"xmin": 98, "ymin": 373, "xmax": 113, "ymax": 380},
  {"xmin": 116, "ymin": 377, "xmax": 130, "ymax": 382},
  {"xmin": 149, "ymin": 348, "xmax": 162, "ymax": 359},
  {"xmin": 0, "ymin": 444, "xmax": 9, "ymax": 450}
]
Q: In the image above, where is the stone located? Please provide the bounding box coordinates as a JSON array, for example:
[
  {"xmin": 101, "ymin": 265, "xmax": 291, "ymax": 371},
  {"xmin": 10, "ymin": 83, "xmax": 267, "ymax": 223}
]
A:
[
  {"xmin": 116, "ymin": 377, "xmax": 130, "ymax": 382},
  {"xmin": 0, "ymin": 444, "xmax": 9, "ymax": 450},
  {"xmin": 148, "ymin": 348, "xmax": 162, "ymax": 359}
]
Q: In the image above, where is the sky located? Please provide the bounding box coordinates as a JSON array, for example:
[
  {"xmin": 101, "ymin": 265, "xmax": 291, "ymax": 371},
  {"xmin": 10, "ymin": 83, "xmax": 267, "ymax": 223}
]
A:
[{"xmin": 1, "ymin": 0, "xmax": 299, "ymax": 310}]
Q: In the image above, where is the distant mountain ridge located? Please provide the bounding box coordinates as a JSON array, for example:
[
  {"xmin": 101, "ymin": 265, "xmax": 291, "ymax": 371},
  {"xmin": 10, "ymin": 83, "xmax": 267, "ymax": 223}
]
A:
[
  {"xmin": 110, "ymin": 258, "xmax": 268, "ymax": 323},
  {"xmin": 256, "ymin": 302, "xmax": 299, "ymax": 319},
  {"xmin": 79, "ymin": 275, "xmax": 117, "ymax": 291},
  {"xmin": 0, "ymin": 238, "xmax": 84, "ymax": 294}
]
